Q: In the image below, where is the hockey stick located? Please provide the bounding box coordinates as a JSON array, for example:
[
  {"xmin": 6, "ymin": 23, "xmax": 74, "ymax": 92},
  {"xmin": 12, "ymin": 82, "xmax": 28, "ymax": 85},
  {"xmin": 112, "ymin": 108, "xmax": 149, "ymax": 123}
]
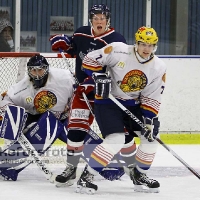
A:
[
  {"xmin": 109, "ymin": 93, "xmax": 200, "ymax": 180},
  {"xmin": 0, "ymin": 134, "xmax": 56, "ymax": 182},
  {"xmin": 17, "ymin": 133, "xmax": 55, "ymax": 183},
  {"xmin": 59, "ymin": 49, "xmax": 94, "ymax": 116}
]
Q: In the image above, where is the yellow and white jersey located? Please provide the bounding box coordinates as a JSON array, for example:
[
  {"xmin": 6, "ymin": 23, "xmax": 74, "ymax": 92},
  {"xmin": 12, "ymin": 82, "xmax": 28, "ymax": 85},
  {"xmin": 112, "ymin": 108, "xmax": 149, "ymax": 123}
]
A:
[
  {"xmin": 82, "ymin": 42, "xmax": 167, "ymax": 118},
  {"xmin": 0, "ymin": 68, "xmax": 74, "ymax": 118}
]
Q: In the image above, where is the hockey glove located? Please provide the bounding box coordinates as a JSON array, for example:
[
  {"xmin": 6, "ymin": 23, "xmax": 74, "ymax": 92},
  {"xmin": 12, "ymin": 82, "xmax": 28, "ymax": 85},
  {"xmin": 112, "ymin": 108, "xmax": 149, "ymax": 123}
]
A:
[
  {"xmin": 74, "ymin": 78, "xmax": 95, "ymax": 99},
  {"xmin": 141, "ymin": 117, "xmax": 160, "ymax": 142},
  {"xmin": 92, "ymin": 73, "xmax": 111, "ymax": 99},
  {"xmin": 49, "ymin": 34, "xmax": 71, "ymax": 51}
]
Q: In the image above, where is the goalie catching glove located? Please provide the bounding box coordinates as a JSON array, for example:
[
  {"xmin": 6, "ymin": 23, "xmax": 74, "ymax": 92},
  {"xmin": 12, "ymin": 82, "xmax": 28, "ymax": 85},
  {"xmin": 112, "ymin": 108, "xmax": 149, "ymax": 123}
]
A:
[
  {"xmin": 141, "ymin": 117, "xmax": 160, "ymax": 142},
  {"xmin": 49, "ymin": 34, "xmax": 71, "ymax": 51},
  {"xmin": 92, "ymin": 73, "xmax": 111, "ymax": 99}
]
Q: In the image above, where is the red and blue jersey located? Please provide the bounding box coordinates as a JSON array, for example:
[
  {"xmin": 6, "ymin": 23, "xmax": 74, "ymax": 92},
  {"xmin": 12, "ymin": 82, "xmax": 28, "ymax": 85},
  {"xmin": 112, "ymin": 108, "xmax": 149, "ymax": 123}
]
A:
[{"xmin": 67, "ymin": 26, "xmax": 126, "ymax": 84}]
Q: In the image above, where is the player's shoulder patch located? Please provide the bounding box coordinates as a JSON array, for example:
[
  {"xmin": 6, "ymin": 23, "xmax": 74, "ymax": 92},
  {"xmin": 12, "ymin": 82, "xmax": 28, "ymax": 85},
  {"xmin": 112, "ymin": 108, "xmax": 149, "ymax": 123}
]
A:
[
  {"xmin": 162, "ymin": 73, "xmax": 166, "ymax": 82},
  {"xmin": 1, "ymin": 91, "xmax": 7, "ymax": 98},
  {"xmin": 104, "ymin": 46, "xmax": 113, "ymax": 54}
]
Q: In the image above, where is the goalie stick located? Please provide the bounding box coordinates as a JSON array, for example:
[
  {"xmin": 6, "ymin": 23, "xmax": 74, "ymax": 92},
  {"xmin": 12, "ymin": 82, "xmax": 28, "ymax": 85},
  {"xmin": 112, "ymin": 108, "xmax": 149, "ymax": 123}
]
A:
[
  {"xmin": 109, "ymin": 93, "xmax": 200, "ymax": 180},
  {"xmin": 17, "ymin": 133, "xmax": 55, "ymax": 183},
  {"xmin": 0, "ymin": 131, "xmax": 56, "ymax": 183}
]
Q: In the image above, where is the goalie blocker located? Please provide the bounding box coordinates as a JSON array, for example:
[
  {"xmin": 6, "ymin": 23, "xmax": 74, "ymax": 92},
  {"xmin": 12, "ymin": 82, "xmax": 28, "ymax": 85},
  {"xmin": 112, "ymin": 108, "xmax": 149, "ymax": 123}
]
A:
[{"xmin": 0, "ymin": 105, "xmax": 124, "ymax": 181}]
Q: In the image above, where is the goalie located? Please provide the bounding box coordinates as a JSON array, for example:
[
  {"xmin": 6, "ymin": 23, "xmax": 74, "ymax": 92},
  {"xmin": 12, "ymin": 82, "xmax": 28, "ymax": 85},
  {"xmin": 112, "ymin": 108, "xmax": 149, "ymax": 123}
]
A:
[
  {"xmin": 0, "ymin": 55, "xmax": 124, "ymax": 182},
  {"xmin": 0, "ymin": 54, "xmax": 74, "ymax": 181}
]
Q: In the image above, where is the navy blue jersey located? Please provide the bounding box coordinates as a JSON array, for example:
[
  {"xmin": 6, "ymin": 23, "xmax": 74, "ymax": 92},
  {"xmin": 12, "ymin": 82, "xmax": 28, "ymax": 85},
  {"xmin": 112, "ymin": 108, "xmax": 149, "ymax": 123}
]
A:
[{"xmin": 67, "ymin": 26, "xmax": 126, "ymax": 84}]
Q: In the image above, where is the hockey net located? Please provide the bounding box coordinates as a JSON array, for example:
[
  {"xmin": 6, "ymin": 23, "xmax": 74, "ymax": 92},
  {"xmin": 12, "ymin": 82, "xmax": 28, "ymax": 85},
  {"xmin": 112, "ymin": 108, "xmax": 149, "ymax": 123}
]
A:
[{"xmin": 0, "ymin": 52, "xmax": 100, "ymax": 164}]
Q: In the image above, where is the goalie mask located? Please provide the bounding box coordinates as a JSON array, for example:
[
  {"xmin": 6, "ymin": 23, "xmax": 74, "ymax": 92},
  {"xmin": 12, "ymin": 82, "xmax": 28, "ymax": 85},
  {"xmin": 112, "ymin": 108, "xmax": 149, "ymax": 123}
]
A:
[
  {"xmin": 89, "ymin": 4, "xmax": 111, "ymax": 31},
  {"xmin": 27, "ymin": 55, "xmax": 49, "ymax": 88}
]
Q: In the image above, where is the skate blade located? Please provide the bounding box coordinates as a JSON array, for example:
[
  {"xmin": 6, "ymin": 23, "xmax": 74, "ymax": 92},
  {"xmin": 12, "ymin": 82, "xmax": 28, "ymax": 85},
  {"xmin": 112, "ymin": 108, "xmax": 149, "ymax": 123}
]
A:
[
  {"xmin": 0, "ymin": 173, "xmax": 11, "ymax": 181},
  {"xmin": 48, "ymin": 174, "xmax": 56, "ymax": 183},
  {"xmin": 134, "ymin": 185, "xmax": 160, "ymax": 193},
  {"xmin": 0, "ymin": 174, "xmax": 6, "ymax": 181},
  {"xmin": 55, "ymin": 179, "xmax": 75, "ymax": 188},
  {"xmin": 75, "ymin": 185, "xmax": 96, "ymax": 195}
]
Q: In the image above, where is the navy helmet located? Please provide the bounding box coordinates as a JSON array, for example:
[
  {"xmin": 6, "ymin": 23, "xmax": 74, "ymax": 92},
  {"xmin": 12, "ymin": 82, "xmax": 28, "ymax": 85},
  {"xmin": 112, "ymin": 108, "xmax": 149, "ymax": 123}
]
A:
[
  {"xmin": 27, "ymin": 55, "xmax": 49, "ymax": 88},
  {"xmin": 89, "ymin": 4, "xmax": 111, "ymax": 20},
  {"xmin": 89, "ymin": 4, "xmax": 111, "ymax": 29}
]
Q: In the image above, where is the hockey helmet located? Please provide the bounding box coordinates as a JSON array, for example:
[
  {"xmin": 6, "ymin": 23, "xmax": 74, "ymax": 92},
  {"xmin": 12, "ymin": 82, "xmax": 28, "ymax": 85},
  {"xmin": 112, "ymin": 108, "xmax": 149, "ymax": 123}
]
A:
[
  {"xmin": 135, "ymin": 26, "xmax": 158, "ymax": 45},
  {"xmin": 27, "ymin": 55, "xmax": 49, "ymax": 88},
  {"xmin": 89, "ymin": 4, "xmax": 111, "ymax": 30},
  {"xmin": 89, "ymin": 4, "xmax": 111, "ymax": 20}
]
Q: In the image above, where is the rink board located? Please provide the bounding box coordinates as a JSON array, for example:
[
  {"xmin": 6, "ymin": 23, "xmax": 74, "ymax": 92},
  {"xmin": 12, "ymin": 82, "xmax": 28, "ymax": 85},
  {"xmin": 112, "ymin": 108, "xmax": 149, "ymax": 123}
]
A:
[{"xmin": 1, "ymin": 133, "xmax": 200, "ymax": 145}]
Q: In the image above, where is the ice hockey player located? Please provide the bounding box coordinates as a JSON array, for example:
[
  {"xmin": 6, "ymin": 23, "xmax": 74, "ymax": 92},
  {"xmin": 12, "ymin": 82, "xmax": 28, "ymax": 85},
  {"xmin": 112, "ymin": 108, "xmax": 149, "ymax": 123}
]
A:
[
  {"xmin": 75, "ymin": 26, "xmax": 167, "ymax": 194},
  {"xmin": 50, "ymin": 4, "xmax": 137, "ymax": 187}
]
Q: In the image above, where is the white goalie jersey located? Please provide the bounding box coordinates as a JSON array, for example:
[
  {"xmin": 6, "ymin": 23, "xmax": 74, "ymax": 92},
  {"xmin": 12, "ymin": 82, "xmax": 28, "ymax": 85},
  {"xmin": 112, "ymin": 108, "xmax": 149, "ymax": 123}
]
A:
[
  {"xmin": 82, "ymin": 42, "xmax": 167, "ymax": 119},
  {"xmin": 0, "ymin": 68, "xmax": 74, "ymax": 119}
]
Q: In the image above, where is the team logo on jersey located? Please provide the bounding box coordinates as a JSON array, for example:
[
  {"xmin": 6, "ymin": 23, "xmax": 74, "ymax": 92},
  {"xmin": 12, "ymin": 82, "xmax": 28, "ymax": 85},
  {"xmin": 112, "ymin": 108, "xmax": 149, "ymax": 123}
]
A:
[
  {"xmin": 79, "ymin": 51, "xmax": 86, "ymax": 60},
  {"xmin": 120, "ymin": 70, "xmax": 147, "ymax": 92},
  {"xmin": 104, "ymin": 46, "xmax": 113, "ymax": 54},
  {"xmin": 117, "ymin": 62, "xmax": 125, "ymax": 69},
  {"xmin": 79, "ymin": 48, "xmax": 95, "ymax": 60},
  {"xmin": 26, "ymin": 97, "xmax": 33, "ymax": 104},
  {"xmin": 34, "ymin": 91, "xmax": 57, "ymax": 113}
]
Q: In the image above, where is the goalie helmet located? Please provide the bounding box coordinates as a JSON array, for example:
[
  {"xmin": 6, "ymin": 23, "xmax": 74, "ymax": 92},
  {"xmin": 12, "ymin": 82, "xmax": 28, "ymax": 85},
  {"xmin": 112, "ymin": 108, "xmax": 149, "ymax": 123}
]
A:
[
  {"xmin": 27, "ymin": 55, "xmax": 49, "ymax": 88},
  {"xmin": 135, "ymin": 26, "xmax": 158, "ymax": 45},
  {"xmin": 89, "ymin": 4, "xmax": 111, "ymax": 30}
]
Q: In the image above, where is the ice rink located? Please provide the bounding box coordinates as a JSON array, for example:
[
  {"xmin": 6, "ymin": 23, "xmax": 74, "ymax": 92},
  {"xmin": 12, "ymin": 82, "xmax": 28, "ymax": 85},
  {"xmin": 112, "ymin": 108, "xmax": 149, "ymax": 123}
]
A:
[{"xmin": 1, "ymin": 145, "xmax": 200, "ymax": 200}]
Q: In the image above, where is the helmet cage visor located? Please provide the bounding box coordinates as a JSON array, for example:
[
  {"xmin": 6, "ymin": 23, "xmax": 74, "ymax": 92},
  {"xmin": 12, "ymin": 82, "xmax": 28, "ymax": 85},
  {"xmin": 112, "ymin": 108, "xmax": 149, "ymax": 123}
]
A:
[{"xmin": 28, "ymin": 65, "xmax": 49, "ymax": 81}]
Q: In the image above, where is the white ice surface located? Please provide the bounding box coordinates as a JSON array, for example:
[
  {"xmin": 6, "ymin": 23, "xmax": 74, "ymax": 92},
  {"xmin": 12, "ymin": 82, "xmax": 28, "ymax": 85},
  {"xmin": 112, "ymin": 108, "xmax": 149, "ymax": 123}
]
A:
[{"xmin": 1, "ymin": 145, "xmax": 200, "ymax": 200}]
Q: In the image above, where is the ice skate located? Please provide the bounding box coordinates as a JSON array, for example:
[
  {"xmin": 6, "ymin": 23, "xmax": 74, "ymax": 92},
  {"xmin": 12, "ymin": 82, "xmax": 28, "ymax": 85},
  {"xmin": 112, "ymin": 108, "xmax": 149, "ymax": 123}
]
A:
[
  {"xmin": 129, "ymin": 166, "xmax": 160, "ymax": 193},
  {"xmin": 76, "ymin": 165, "xmax": 98, "ymax": 194},
  {"xmin": 55, "ymin": 164, "xmax": 76, "ymax": 187}
]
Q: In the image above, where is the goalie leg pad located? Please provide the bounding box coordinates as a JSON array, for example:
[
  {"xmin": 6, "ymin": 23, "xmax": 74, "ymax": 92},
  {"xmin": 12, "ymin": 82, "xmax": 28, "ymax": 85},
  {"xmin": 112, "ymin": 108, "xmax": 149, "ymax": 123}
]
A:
[
  {"xmin": 0, "ymin": 140, "xmax": 29, "ymax": 181},
  {"xmin": 99, "ymin": 153, "xmax": 125, "ymax": 181},
  {"xmin": 0, "ymin": 111, "xmax": 65, "ymax": 181},
  {"xmin": 0, "ymin": 168, "xmax": 19, "ymax": 181},
  {"xmin": 25, "ymin": 111, "xmax": 66, "ymax": 153},
  {"xmin": 0, "ymin": 105, "xmax": 27, "ymax": 140},
  {"xmin": 57, "ymin": 119, "xmax": 68, "ymax": 143}
]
